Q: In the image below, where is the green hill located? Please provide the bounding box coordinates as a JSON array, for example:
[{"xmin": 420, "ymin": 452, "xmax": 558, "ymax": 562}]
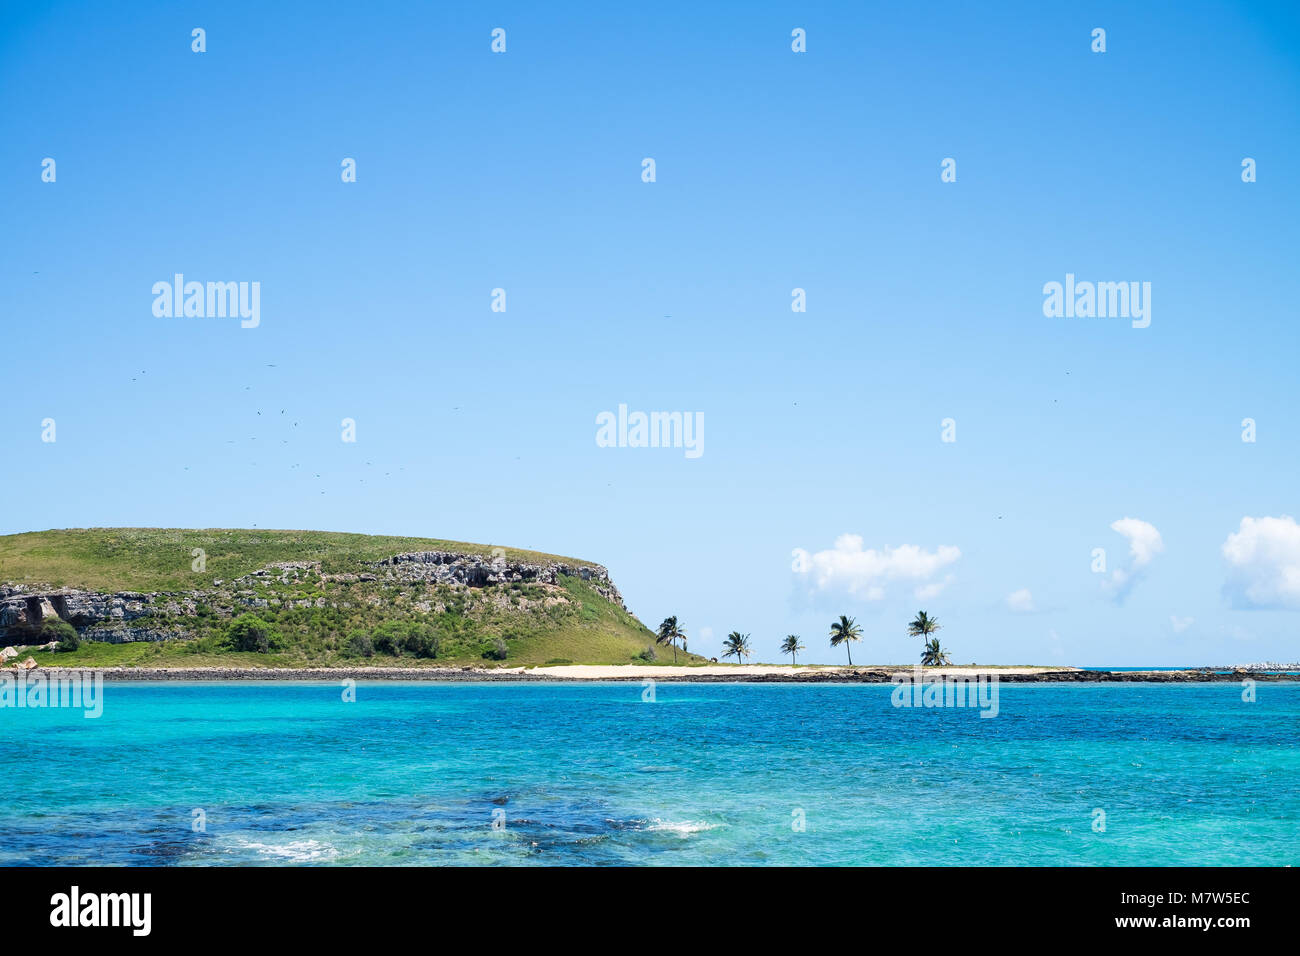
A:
[
  {"xmin": 0, "ymin": 528, "xmax": 597, "ymax": 592},
  {"xmin": 0, "ymin": 528, "xmax": 700, "ymax": 669}
]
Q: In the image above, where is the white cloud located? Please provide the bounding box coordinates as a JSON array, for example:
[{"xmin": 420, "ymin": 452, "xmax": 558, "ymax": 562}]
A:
[
  {"xmin": 1221, "ymin": 515, "xmax": 1300, "ymax": 609},
  {"xmin": 1102, "ymin": 517, "xmax": 1163, "ymax": 603},
  {"xmin": 792, "ymin": 534, "xmax": 960, "ymax": 600},
  {"xmin": 1006, "ymin": 588, "xmax": 1035, "ymax": 613},
  {"xmin": 1170, "ymin": 615, "xmax": 1194, "ymax": 633},
  {"xmin": 1111, "ymin": 517, "xmax": 1164, "ymax": 567},
  {"xmin": 915, "ymin": 576, "xmax": 953, "ymax": 601}
]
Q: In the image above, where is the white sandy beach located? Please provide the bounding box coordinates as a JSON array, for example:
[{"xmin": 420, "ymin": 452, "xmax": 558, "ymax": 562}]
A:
[{"xmin": 504, "ymin": 663, "xmax": 1082, "ymax": 680}]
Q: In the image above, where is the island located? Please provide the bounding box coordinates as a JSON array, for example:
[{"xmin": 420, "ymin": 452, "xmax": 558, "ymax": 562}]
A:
[{"xmin": 0, "ymin": 529, "xmax": 1288, "ymax": 682}]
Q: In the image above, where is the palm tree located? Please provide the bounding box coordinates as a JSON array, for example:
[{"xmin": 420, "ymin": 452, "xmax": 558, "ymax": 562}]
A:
[
  {"xmin": 656, "ymin": 616, "xmax": 685, "ymax": 664},
  {"xmin": 829, "ymin": 615, "xmax": 862, "ymax": 666},
  {"xmin": 920, "ymin": 636, "xmax": 952, "ymax": 666},
  {"xmin": 780, "ymin": 634, "xmax": 804, "ymax": 665},
  {"xmin": 907, "ymin": 611, "xmax": 941, "ymax": 642},
  {"xmin": 908, "ymin": 611, "xmax": 947, "ymax": 665},
  {"xmin": 722, "ymin": 631, "xmax": 751, "ymax": 664}
]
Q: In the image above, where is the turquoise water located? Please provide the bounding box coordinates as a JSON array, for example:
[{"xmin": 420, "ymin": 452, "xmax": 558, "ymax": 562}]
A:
[{"xmin": 2, "ymin": 681, "xmax": 1296, "ymax": 866}]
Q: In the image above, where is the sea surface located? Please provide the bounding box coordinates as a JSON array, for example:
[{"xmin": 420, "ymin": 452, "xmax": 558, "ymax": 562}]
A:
[{"xmin": 2, "ymin": 681, "xmax": 1297, "ymax": 866}]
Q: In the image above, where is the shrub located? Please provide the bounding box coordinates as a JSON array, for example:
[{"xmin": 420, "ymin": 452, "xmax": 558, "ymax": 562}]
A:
[
  {"xmin": 41, "ymin": 618, "xmax": 79, "ymax": 651},
  {"xmin": 482, "ymin": 637, "xmax": 508, "ymax": 661},
  {"xmin": 372, "ymin": 632, "xmax": 402, "ymax": 656},
  {"xmin": 345, "ymin": 631, "xmax": 374, "ymax": 658},
  {"xmin": 636, "ymin": 645, "xmax": 657, "ymax": 662},
  {"xmin": 403, "ymin": 630, "xmax": 439, "ymax": 659},
  {"xmin": 182, "ymin": 635, "xmax": 222, "ymax": 655},
  {"xmin": 371, "ymin": 620, "xmax": 439, "ymax": 659},
  {"xmin": 372, "ymin": 621, "xmax": 405, "ymax": 656},
  {"xmin": 222, "ymin": 614, "xmax": 283, "ymax": 654}
]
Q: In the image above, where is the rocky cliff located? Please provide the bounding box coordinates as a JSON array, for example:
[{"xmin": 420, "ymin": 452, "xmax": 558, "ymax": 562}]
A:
[{"xmin": 0, "ymin": 550, "xmax": 625, "ymax": 646}]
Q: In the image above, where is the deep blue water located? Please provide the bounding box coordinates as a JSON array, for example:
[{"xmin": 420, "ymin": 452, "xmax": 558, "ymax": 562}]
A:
[{"xmin": 1, "ymin": 681, "xmax": 1296, "ymax": 865}]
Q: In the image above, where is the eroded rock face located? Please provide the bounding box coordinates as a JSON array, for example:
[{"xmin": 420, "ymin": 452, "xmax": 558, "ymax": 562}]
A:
[
  {"xmin": 57, "ymin": 591, "xmax": 158, "ymax": 625},
  {"xmin": 82, "ymin": 624, "xmax": 185, "ymax": 644},
  {"xmin": 0, "ymin": 597, "xmax": 27, "ymax": 630},
  {"xmin": 376, "ymin": 552, "xmax": 625, "ymax": 607},
  {"xmin": 1, "ymin": 585, "xmax": 183, "ymax": 644}
]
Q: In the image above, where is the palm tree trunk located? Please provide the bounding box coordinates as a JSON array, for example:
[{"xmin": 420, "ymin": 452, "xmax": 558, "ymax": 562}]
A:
[
  {"xmin": 672, "ymin": 641, "xmax": 677, "ymax": 664},
  {"xmin": 847, "ymin": 646, "xmax": 853, "ymax": 666}
]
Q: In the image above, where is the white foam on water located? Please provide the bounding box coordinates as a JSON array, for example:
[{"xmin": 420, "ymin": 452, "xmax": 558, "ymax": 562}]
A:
[
  {"xmin": 235, "ymin": 838, "xmax": 342, "ymax": 862},
  {"xmin": 643, "ymin": 818, "xmax": 719, "ymax": 836}
]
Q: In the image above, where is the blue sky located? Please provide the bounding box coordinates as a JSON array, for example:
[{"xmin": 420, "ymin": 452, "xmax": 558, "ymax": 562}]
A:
[{"xmin": 2, "ymin": 1, "xmax": 1298, "ymax": 665}]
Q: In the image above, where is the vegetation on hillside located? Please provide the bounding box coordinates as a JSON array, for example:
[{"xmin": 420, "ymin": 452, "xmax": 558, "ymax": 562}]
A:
[
  {"xmin": 1, "ymin": 529, "xmax": 708, "ymax": 668},
  {"xmin": 12, "ymin": 573, "xmax": 701, "ymax": 668}
]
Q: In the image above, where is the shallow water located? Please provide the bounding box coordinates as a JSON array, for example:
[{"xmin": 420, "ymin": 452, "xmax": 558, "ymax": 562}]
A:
[{"xmin": 2, "ymin": 681, "xmax": 1296, "ymax": 865}]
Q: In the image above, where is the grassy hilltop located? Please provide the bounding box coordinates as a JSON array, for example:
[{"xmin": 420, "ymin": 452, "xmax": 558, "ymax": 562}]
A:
[
  {"xmin": 0, "ymin": 528, "xmax": 701, "ymax": 669},
  {"xmin": 0, "ymin": 528, "xmax": 597, "ymax": 592}
]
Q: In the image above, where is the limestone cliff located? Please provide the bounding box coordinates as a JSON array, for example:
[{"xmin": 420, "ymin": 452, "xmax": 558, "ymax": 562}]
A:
[{"xmin": 0, "ymin": 550, "xmax": 626, "ymax": 646}]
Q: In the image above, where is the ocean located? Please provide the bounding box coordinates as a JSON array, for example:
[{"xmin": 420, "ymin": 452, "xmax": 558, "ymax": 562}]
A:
[{"xmin": 2, "ymin": 680, "xmax": 1296, "ymax": 866}]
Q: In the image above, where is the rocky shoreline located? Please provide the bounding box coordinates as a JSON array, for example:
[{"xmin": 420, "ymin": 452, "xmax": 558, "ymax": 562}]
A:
[{"xmin": 13, "ymin": 666, "xmax": 1294, "ymax": 683}]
